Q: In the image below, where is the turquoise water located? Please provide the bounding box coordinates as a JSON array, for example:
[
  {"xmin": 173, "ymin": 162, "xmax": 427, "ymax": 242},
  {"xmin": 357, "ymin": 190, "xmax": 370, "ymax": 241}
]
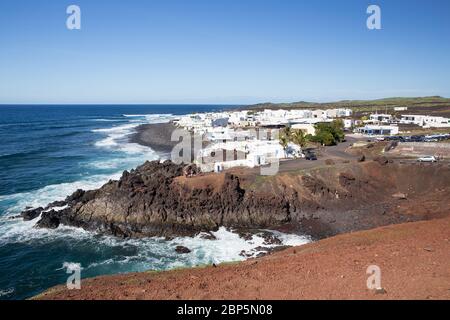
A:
[{"xmin": 0, "ymin": 105, "xmax": 310, "ymax": 300}]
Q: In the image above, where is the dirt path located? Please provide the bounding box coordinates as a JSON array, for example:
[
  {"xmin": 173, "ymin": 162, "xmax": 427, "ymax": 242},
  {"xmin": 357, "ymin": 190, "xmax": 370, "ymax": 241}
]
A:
[{"xmin": 35, "ymin": 216, "xmax": 450, "ymax": 300}]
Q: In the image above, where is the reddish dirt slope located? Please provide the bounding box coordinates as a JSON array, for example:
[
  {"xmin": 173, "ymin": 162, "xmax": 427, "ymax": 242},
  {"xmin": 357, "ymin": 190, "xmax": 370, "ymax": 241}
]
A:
[{"xmin": 35, "ymin": 216, "xmax": 450, "ymax": 300}]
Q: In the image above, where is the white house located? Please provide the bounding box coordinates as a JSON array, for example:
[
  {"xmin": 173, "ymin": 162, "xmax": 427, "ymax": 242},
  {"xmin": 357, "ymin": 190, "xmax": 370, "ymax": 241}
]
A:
[
  {"xmin": 422, "ymin": 116, "xmax": 450, "ymax": 128},
  {"xmin": 311, "ymin": 109, "xmax": 327, "ymax": 120},
  {"xmin": 343, "ymin": 119, "xmax": 354, "ymax": 129},
  {"xmin": 400, "ymin": 115, "xmax": 450, "ymax": 128},
  {"xmin": 369, "ymin": 113, "xmax": 393, "ymax": 123},
  {"xmin": 197, "ymin": 140, "xmax": 285, "ymax": 172},
  {"xmin": 291, "ymin": 123, "xmax": 316, "ymax": 135},
  {"xmin": 326, "ymin": 108, "xmax": 353, "ymax": 118},
  {"xmin": 399, "ymin": 115, "xmax": 425, "ymax": 126},
  {"xmin": 356, "ymin": 125, "xmax": 399, "ymax": 136}
]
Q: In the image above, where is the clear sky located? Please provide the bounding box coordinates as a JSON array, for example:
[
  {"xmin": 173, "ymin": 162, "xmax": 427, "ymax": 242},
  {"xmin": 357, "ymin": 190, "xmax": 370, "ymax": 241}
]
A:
[{"xmin": 0, "ymin": 0, "xmax": 449, "ymax": 104}]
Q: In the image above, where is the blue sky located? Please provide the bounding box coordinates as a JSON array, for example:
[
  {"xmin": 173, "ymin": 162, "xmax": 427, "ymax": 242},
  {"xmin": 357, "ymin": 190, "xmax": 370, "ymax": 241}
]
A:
[{"xmin": 0, "ymin": 0, "xmax": 449, "ymax": 104}]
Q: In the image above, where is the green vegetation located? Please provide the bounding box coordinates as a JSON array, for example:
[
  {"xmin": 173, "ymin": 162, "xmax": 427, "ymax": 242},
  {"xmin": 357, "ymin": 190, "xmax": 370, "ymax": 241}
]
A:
[
  {"xmin": 279, "ymin": 133, "xmax": 289, "ymax": 155},
  {"xmin": 279, "ymin": 120, "xmax": 344, "ymax": 148},
  {"xmin": 307, "ymin": 120, "xmax": 345, "ymax": 146},
  {"xmin": 291, "ymin": 129, "xmax": 307, "ymax": 148},
  {"xmin": 279, "ymin": 127, "xmax": 306, "ymax": 148}
]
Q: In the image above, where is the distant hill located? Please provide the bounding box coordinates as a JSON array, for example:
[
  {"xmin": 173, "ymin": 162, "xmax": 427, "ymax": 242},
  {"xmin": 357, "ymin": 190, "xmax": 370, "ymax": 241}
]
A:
[{"xmin": 242, "ymin": 96, "xmax": 450, "ymax": 117}]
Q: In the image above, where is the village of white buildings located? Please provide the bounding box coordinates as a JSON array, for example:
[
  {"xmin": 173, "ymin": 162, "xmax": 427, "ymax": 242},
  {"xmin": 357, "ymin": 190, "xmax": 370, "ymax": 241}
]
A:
[{"xmin": 172, "ymin": 107, "xmax": 450, "ymax": 172}]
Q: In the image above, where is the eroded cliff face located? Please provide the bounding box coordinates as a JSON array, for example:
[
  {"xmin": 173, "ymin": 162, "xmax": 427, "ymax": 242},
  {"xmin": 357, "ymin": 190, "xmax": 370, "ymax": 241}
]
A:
[{"xmin": 24, "ymin": 160, "xmax": 450, "ymax": 239}]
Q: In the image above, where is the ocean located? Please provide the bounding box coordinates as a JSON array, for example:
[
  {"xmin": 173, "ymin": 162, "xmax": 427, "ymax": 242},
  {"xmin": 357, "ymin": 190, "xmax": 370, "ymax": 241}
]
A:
[{"xmin": 0, "ymin": 105, "xmax": 310, "ymax": 300}]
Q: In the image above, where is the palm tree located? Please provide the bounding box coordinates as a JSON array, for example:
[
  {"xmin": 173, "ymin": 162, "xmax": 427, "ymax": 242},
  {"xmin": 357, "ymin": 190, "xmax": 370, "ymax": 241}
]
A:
[
  {"xmin": 291, "ymin": 129, "xmax": 306, "ymax": 148},
  {"xmin": 283, "ymin": 126, "xmax": 292, "ymax": 140},
  {"xmin": 279, "ymin": 134, "xmax": 289, "ymax": 158}
]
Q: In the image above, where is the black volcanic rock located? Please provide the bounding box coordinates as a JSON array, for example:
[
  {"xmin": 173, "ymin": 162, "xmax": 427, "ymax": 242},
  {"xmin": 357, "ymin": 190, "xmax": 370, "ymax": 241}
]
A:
[
  {"xmin": 175, "ymin": 246, "xmax": 191, "ymax": 254},
  {"xmin": 35, "ymin": 210, "xmax": 61, "ymax": 229},
  {"xmin": 26, "ymin": 159, "xmax": 447, "ymax": 240},
  {"xmin": 21, "ymin": 207, "xmax": 44, "ymax": 221},
  {"xmin": 45, "ymin": 200, "xmax": 67, "ymax": 209},
  {"xmin": 31, "ymin": 160, "xmax": 292, "ymax": 238}
]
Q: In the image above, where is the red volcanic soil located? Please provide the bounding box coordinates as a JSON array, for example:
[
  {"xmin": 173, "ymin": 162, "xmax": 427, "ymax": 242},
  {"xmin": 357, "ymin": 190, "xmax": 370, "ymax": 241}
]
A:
[{"xmin": 35, "ymin": 216, "xmax": 450, "ymax": 300}]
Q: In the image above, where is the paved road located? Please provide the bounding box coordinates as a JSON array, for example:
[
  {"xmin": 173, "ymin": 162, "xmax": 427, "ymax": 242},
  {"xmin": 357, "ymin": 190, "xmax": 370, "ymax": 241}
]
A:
[
  {"xmin": 228, "ymin": 135, "xmax": 371, "ymax": 175},
  {"xmin": 276, "ymin": 135, "xmax": 366, "ymax": 173}
]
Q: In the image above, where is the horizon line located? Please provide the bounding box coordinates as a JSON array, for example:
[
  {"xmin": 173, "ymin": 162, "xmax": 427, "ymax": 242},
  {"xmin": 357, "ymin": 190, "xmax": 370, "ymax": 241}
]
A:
[{"xmin": 0, "ymin": 95, "xmax": 448, "ymax": 107}]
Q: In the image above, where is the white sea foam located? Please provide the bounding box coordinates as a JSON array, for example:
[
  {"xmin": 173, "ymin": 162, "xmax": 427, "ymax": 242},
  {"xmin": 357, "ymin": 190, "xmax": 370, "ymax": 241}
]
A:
[
  {"xmin": 43, "ymin": 205, "xmax": 68, "ymax": 213},
  {"xmin": 61, "ymin": 262, "xmax": 83, "ymax": 271},
  {"xmin": 123, "ymin": 113, "xmax": 173, "ymax": 118},
  {"xmin": 87, "ymin": 158, "xmax": 129, "ymax": 170},
  {"xmin": 90, "ymin": 119, "xmax": 122, "ymax": 122},
  {"xmin": 92, "ymin": 123, "xmax": 140, "ymax": 151},
  {"xmin": 92, "ymin": 114, "xmax": 175, "ymax": 155},
  {"xmin": 144, "ymin": 114, "xmax": 175, "ymax": 123},
  {"xmin": 168, "ymin": 227, "xmax": 310, "ymax": 267},
  {"xmin": 92, "ymin": 123, "xmax": 139, "ymax": 133},
  {"xmin": 0, "ymin": 216, "xmax": 95, "ymax": 245},
  {"xmin": 0, "ymin": 288, "xmax": 14, "ymax": 298},
  {"xmin": 0, "ymin": 173, "xmax": 122, "ymax": 216},
  {"xmin": 81, "ymin": 227, "xmax": 311, "ymax": 272},
  {"xmin": 265, "ymin": 230, "xmax": 312, "ymax": 246},
  {"xmin": 122, "ymin": 113, "xmax": 175, "ymax": 124},
  {"xmin": 0, "ymin": 172, "xmax": 126, "ymax": 245},
  {"xmin": 123, "ymin": 114, "xmax": 148, "ymax": 117}
]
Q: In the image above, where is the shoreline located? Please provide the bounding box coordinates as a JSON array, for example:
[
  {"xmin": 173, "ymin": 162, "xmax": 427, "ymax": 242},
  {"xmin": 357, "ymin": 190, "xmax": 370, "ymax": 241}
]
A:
[{"xmin": 129, "ymin": 122, "xmax": 179, "ymax": 154}]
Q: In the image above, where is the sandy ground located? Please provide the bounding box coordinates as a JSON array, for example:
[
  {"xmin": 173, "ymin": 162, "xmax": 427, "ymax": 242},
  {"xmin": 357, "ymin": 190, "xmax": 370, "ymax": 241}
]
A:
[{"xmin": 35, "ymin": 216, "xmax": 450, "ymax": 300}]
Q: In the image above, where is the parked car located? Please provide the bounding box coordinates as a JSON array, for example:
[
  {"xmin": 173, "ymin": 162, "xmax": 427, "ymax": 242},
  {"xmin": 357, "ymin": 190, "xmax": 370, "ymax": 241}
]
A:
[
  {"xmin": 304, "ymin": 152, "xmax": 317, "ymax": 161},
  {"xmin": 410, "ymin": 135, "xmax": 425, "ymax": 142},
  {"xmin": 417, "ymin": 156, "xmax": 437, "ymax": 163}
]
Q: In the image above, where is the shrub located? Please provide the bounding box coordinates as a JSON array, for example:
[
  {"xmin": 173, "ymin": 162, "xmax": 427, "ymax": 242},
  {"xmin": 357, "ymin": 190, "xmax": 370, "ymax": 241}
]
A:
[{"xmin": 312, "ymin": 120, "xmax": 345, "ymax": 146}]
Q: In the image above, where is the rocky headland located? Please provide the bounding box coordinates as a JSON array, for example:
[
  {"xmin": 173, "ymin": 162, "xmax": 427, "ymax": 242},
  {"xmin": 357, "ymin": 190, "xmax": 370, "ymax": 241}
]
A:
[{"xmin": 22, "ymin": 158, "xmax": 450, "ymax": 240}]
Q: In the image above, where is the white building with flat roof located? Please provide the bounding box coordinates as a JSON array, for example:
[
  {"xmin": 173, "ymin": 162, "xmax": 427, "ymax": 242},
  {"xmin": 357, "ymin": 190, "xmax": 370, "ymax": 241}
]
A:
[
  {"xmin": 326, "ymin": 108, "xmax": 353, "ymax": 118},
  {"xmin": 197, "ymin": 140, "xmax": 285, "ymax": 172},
  {"xmin": 291, "ymin": 123, "xmax": 316, "ymax": 135},
  {"xmin": 369, "ymin": 113, "xmax": 393, "ymax": 123},
  {"xmin": 343, "ymin": 119, "xmax": 354, "ymax": 129},
  {"xmin": 356, "ymin": 125, "xmax": 399, "ymax": 136},
  {"xmin": 400, "ymin": 115, "xmax": 450, "ymax": 128}
]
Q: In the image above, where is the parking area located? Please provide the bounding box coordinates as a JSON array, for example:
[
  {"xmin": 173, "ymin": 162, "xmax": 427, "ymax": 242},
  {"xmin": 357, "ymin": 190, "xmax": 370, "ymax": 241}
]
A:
[
  {"xmin": 386, "ymin": 141, "xmax": 450, "ymax": 160},
  {"xmin": 380, "ymin": 133, "xmax": 450, "ymax": 143}
]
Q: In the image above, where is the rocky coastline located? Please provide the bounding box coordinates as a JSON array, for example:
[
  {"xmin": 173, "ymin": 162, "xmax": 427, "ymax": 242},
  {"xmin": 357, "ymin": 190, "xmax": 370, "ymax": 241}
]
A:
[{"xmin": 21, "ymin": 157, "xmax": 450, "ymax": 240}]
